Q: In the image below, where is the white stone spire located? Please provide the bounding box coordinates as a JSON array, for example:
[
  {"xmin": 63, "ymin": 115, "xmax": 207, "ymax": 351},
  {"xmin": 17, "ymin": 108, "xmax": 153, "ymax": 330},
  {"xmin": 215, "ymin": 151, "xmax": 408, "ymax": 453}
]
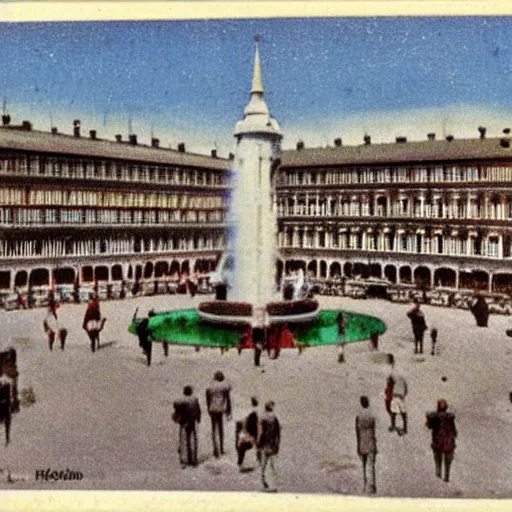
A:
[
  {"xmin": 235, "ymin": 38, "xmax": 281, "ymax": 137},
  {"xmin": 251, "ymin": 38, "xmax": 264, "ymax": 94}
]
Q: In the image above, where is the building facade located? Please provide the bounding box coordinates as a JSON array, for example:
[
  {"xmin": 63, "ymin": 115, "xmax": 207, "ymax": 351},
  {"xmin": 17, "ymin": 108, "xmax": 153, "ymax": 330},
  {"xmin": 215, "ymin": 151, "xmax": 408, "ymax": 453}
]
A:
[
  {"xmin": 276, "ymin": 131, "xmax": 512, "ymax": 311},
  {"xmin": 0, "ymin": 117, "xmax": 231, "ymax": 305}
]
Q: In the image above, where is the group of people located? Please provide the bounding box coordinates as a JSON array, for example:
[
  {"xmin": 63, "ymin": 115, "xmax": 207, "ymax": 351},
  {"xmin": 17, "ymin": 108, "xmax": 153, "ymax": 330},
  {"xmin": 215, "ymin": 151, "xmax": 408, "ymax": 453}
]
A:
[
  {"xmin": 355, "ymin": 388, "xmax": 457, "ymax": 494},
  {"xmin": 42, "ymin": 293, "xmax": 107, "ymax": 353},
  {"xmin": 172, "ymin": 371, "xmax": 281, "ymax": 492}
]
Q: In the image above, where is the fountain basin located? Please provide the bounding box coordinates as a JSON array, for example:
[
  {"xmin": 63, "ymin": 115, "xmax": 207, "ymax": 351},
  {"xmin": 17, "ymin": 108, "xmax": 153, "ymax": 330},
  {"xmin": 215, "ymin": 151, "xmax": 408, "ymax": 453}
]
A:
[
  {"xmin": 197, "ymin": 299, "xmax": 321, "ymax": 325},
  {"xmin": 129, "ymin": 307, "xmax": 386, "ymax": 348}
]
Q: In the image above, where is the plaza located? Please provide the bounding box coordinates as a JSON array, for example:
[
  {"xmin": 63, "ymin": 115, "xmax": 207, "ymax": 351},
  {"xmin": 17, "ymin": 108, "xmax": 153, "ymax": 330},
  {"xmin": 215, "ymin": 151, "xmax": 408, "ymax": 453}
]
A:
[{"xmin": 1, "ymin": 293, "xmax": 511, "ymax": 498}]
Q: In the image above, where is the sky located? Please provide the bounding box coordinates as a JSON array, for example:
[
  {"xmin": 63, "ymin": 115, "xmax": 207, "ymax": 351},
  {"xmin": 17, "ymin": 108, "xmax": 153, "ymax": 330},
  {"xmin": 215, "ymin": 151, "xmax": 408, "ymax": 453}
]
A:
[{"xmin": 1, "ymin": 16, "xmax": 512, "ymax": 156}]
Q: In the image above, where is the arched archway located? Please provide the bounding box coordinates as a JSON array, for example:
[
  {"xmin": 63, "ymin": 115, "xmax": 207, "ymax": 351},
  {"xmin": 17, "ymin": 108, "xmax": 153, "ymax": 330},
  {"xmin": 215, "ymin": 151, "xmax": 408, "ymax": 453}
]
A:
[
  {"xmin": 330, "ymin": 261, "xmax": 341, "ymax": 278},
  {"xmin": 492, "ymin": 273, "xmax": 512, "ymax": 294},
  {"xmin": 399, "ymin": 265, "xmax": 412, "ymax": 284},
  {"xmin": 53, "ymin": 267, "xmax": 75, "ymax": 285},
  {"xmin": 14, "ymin": 270, "xmax": 28, "ymax": 288},
  {"xmin": 353, "ymin": 262, "xmax": 369, "ymax": 278},
  {"xmin": 94, "ymin": 266, "xmax": 109, "ymax": 282},
  {"xmin": 384, "ymin": 265, "xmax": 397, "ymax": 283},
  {"xmin": 111, "ymin": 264, "xmax": 123, "ymax": 281},
  {"xmin": 307, "ymin": 260, "xmax": 317, "ymax": 278},
  {"xmin": 434, "ymin": 267, "xmax": 456, "ymax": 288},
  {"xmin": 0, "ymin": 271, "xmax": 10, "ymax": 289},
  {"xmin": 414, "ymin": 266, "xmax": 431, "ymax": 287},
  {"xmin": 143, "ymin": 262, "xmax": 154, "ymax": 279},
  {"xmin": 319, "ymin": 260, "xmax": 327, "ymax": 279},
  {"xmin": 154, "ymin": 261, "xmax": 168, "ymax": 278},
  {"xmin": 369, "ymin": 263, "xmax": 382, "ymax": 279},
  {"xmin": 30, "ymin": 268, "xmax": 50, "ymax": 287},
  {"xmin": 344, "ymin": 262, "xmax": 353, "ymax": 278},
  {"xmin": 82, "ymin": 266, "xmax": 93, "ymax": 283}
]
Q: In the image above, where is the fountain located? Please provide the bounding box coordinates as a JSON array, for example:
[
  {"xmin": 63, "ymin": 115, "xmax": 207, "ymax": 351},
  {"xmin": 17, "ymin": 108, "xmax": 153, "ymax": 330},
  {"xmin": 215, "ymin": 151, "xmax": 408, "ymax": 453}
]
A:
[{"xmin": 129, "ymin": 39, "xmax": 386, "ymax": 353}]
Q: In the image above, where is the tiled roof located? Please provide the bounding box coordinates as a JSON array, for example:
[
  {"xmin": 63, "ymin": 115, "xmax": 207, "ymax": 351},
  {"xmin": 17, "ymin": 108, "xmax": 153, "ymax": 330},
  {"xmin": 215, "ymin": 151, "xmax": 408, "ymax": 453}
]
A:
[
  {"xmin": 0, "ymin": 127, "xmax": 231, "ymax": 171},
  {"xmin": 281, "ymin": 137, "xmax": 512, "ymax": 168}
]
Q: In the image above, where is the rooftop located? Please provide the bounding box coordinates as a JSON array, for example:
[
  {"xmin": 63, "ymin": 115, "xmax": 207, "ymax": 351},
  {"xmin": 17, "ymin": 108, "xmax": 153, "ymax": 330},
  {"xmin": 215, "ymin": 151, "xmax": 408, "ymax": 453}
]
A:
[
  {"xmin": 0, "ymin": 126, "xmax": 231, "ymax": 172},
  {"xmin": 281, "ymin": 136, "xmax": 512, "ymax": 168}
]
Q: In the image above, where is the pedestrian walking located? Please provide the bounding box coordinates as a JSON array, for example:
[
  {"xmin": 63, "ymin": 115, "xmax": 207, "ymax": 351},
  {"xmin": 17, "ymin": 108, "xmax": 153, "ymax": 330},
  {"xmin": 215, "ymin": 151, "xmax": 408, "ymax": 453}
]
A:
[
  {"xmin": 430, "ymin": 328, "xmax": 438, "ymax": 355},
  {"xmin": 387, "ymin": 354, "xmax": 408, "ymax": 435},
  {"xmin": 205, "ymin": 371, "xmax": 232, "ymax": 458},
  {"xmin": 407, "ymin": 301, "xmax": 427, "ymax": 354},
  {"xmin": 134, "ymin": 310, "xmax": 167, "ymax": 366},
  {"xmin": 235, "ymin": 397, "xmax": 260, "ymax": 471},
  {"xmin": 173, "ymin": 385, "xmax": 201, "ymax": 467},
  {"xmin": 355, "ymin": 396, "xmax": 377, "ymax": 494},
  {"xmin": 257, "ymin": 401, "xmax": 280, "ymax": 492},
  {"xmin": 471, "ymin": 293, "xmax": 489, "ymax": 327},
  {"xmin": 0, "ymin": 368, "xmax": 15, "ymax": 446},
  {"xmin": 426, "ymin": 399, "xmax": 457, "ymax": 482},
  {"xmin": 82, "ymin": 294, "xmax": 106, "ymax": 352}
]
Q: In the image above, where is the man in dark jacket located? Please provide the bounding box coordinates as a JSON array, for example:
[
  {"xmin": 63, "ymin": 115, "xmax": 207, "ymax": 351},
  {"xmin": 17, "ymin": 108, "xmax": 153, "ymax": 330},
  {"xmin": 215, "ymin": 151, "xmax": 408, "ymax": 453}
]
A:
[
  {"xmin": 206, "ymin": 371, "xmax": 232, "ymax": 458},
  {"xmin": 407, "ymin": 302, "xmax": 427, "ymax": 354},
  {"xmin": 426, "ymin": 398, "xmax": 457, "ymax": 482},
  {"xmin": 173, "ymin": 385, "xmax": 201, "ymax": 467},
  {"xmin": 257, "ymin": 401, "xmax": 281, "ymax": 492}
]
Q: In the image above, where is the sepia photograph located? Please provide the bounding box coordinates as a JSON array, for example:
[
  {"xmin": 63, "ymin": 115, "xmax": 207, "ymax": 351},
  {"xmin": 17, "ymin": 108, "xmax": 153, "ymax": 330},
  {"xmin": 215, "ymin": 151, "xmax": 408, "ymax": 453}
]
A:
[{"xmin": 1, "ymin": 5, "xmax": 512, "ymax": 510}]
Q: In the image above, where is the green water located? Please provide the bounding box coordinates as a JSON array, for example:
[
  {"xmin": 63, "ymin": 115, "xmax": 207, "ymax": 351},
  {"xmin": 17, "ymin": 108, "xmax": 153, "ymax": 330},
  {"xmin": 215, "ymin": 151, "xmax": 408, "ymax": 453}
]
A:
[{"xmin": 129, "ymin": 308, "xmax": 386, "ymax": 348}]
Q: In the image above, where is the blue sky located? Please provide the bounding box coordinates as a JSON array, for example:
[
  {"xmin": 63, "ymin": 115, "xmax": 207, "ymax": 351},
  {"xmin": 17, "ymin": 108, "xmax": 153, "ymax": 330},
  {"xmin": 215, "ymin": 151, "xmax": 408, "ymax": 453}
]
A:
[{"xmin": 1, "ymin": 17, "xmax": 512, "ymax": 155}]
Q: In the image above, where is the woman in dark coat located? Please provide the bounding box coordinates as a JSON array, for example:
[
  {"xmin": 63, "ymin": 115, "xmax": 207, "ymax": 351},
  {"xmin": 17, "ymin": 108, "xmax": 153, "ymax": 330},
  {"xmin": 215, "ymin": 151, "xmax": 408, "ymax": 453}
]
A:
[
  {"xmin": 426, "ymin": 399, "xmax": 457, "ymax": 482},
  {"xmin": 471, "ymin": 294, "xmax": 489, "ymax": 327}
]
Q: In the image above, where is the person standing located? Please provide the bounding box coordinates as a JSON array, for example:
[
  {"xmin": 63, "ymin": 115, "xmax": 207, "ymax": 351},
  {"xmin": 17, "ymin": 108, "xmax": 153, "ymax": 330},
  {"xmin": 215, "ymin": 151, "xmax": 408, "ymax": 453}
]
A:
[
  {"xmin": 430, "ymin": 328, "xmax": 438, "ymax": 356},
  {"xmin": 471, "ymin": 293, "xmax": 489, "ymax": 327},
  {"xmin": 173, "ymin": 386, "xmax": 201, "ymax": 467},
  {"xmin": 0, "ymin": 368, "xmax": 15, "ymax": 446},
  {"xmin": 355, "ymin": 396, "xmax": 377, "ymax": 494},
  {"xmin": 82, "ymin": 294, "xmax": 106, "ymax": 352},
  {"xmin": 257, "ymin": 401, "xmax": 281, "ymax": 492},
  {"xmin": 236, "ymin": 397, "xmax": 260, "ymax": 471},
  {"xmin": 407, "ymin": 301, "xmax": 427, "ymax": 354},
  {"xmin": 206, "ymin": 371, "xmax": 232, "ymax": 458},
  {"xmin": 387, "ymin": 354, "xmax": 408, "ymax": 435},
  {"xmin": 426, "ymin": 399, "xmax": 457, "ymax": 482}
]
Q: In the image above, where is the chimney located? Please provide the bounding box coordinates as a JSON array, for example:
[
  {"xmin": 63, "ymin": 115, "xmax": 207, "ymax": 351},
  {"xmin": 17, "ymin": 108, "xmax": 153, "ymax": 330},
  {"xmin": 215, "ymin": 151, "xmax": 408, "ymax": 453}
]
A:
[
  {"xmin": 478, "ymin": 126, "xmax": 486, "ymax": 139},
  {"xmin": 427, "ymin": 133, "xmax": 436, "ymax": 141},
  {"xmin": 334, "ymin": 137, "xmax": 342, "ymax": 147},
  {"xmin": 211, "ymin": 149, "xmax": 217, "ymax": 158},
  {"xmin": 151, "ymin": 137, "xmax": 160, "ymax": 148},
  {"xmin": 296, "ymin": 140, "xmax": 305, "ymax": 150},
  {"xmin": 178, "ymin": 142, "xmax": 186, "ymax": 153},
  {"xmin": 1, "ymin": 114, "xmax": 10, "ymax": 126},
  {"xmin": 51, "ymin": 127, "xmax": 58, "ymax": 135},
  {"xmin": 363, "ymin": 135, "xmax": 371, "ymax": 145},
  {"xmin": 73, "ymin": 119, "xmax": 80, "ymax": 137},
  {"xmin": 446, "ymin": 135, "xmax": 454, "ymax": 142},
  {"xmin": 396, "ymin": 136, "xmax": 407, "ymax": 143},
  {"xmin": 503, "ymin": 128, "xmax": 511, "ymax": 135},
  {"xmin": 21, "ymin": 120, "xmax": 32, "ymax": 131},
  {"xmin": 228, "ymin": 152, "xmax": 235, "ymax": 160},
  {"xmin": 89, "ymin": 130, "xmax": 97, "ymax": 140},
  {"xmin": 115, "ymin": 134, "xmax": 122, "ymax": 143},
  {"xmin": 129, "ymin": 134, "xmax": 137, "ymax": 145}
]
